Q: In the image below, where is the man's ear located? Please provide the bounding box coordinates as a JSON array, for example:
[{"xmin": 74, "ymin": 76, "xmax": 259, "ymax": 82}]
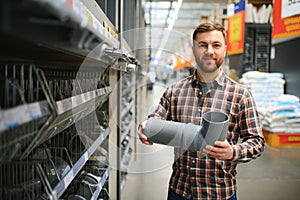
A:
[{"xmin": 192, "ymin": 45, "xmax": 196, "ymax": 57}]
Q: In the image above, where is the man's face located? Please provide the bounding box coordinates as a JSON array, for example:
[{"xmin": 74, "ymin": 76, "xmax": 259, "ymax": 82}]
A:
[{"xmin": 192, "ymin": 30, "xmax": 227, "ymax": 73}]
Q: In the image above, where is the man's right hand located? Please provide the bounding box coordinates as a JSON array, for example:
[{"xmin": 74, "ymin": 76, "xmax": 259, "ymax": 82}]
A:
[{"xmin": 138, "ymin": 120, "xmax": 153, "ymax": 145}]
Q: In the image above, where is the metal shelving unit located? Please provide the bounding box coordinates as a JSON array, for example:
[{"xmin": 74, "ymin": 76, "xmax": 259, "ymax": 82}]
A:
[
  {"xmin": 118, "ymin": 71, "xmax": 136, "ymax": 193},
  {"xmin": 0, "ymin": 62, "xmax": 113, "ymax": 199},
  {"xmin": 243, "ymin": 23, "xmax": 272, "ymax": 73},
  {"xmin": 52, "ymin": 128, "xmax": 110, "ymax": 199},
  {"xmin": 0, "ymin": 0, "xmax": 145, "ymax": 199},
  {"xmin": 0, "ymin": 0, "xmax": 138, "ymax": 199}
]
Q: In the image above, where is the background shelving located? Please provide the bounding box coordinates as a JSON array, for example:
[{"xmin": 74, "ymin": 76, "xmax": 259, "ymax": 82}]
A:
[
  {"xmin": 0, "ymin": 0, "xmax": 117, "ymax": 199},
  {"xmin": 0, "ymin": 0, "xmax": 146, "ymax": 199},
  {"xmin": 243, "ymin": 23, "xmax": 272, "ymax": 73},
  {"xmin": 228, "ymin": 22, "xmax": 272, "ymax": 76}
]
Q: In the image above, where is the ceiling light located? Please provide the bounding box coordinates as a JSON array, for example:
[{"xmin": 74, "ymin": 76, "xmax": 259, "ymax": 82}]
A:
[{"xmin": 156, "ymin": 0, "xmax": 183, "ymax": 58}]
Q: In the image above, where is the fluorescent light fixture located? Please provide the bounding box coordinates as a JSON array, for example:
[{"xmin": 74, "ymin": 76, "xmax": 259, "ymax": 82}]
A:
[{"xmin": 155, "ymin": 0, "xmax": 183, "ymax": 59}]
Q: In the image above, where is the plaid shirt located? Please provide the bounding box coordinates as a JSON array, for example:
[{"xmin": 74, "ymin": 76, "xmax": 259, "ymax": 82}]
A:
[{"xmin": 149, "ymin": 70, "xmax": 265, "ymax": 199}]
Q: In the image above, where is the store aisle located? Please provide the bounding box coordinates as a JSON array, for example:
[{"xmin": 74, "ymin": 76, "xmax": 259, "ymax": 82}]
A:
[
  {"xmin": 237, "ymin": 145, "xmax": 300, "ymax": 200},
  {"xmin": 122, "ymin": 83, "xmax": 300, "ymax": 200},
  {"xmin": 122, "ymin": 83, "xmax": 173, "ymax": 199}
]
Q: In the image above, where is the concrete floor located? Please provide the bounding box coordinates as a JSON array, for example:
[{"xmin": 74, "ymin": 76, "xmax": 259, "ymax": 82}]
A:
[{"xmin": 122, "ymin": 84, "xmax": 300, "ymax": 200}]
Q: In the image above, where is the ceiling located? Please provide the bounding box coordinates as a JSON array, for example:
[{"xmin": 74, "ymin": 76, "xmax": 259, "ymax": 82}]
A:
[{"xmin": 143, "ymin": 0, "xmax": 228, "ymax": 67}]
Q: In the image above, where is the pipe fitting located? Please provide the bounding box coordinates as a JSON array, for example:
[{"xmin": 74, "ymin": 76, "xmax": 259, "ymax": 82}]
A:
[{"xmin": 144, "ymin": 111, "xmax": 229, "ymax": 151}]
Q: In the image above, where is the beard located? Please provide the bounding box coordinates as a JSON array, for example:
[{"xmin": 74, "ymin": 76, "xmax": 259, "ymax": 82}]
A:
[{"xmin": 195, "ymin": 56, "xmax": 224, "ymax": 73}]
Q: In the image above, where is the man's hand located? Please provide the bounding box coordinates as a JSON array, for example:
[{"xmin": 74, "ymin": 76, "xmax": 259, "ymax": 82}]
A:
[
  {"xmin": 138, "ymin": 120, "xmax": 153, "ymax": 145},
  {"xmin": 202, "ymin": 140, "xmax": 233, "ymax": 160}
]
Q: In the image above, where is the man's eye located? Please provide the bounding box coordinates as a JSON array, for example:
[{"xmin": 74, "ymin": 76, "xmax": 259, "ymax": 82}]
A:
[
  {"xmin": 199, "ymin": 44, "xmax": 207, "ymax": 48},
  {"xmin": 213, "ymin": 44, "xmax": 221, "ymax": 48}
]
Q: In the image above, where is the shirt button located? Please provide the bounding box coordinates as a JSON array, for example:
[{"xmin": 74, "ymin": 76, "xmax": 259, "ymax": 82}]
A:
[
  {"xmin": 192, "ymin": 160, "xmax": 196, "ymax": 164},
  {"xmin": 198, "ymin": 108, "xmax": 201, "ymax": 112}
]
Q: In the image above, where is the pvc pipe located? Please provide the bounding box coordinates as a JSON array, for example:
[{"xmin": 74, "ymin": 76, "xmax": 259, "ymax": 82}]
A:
[
  {"xmin": 144, "ymin": 111, "xmax": 229, "ymax": 151},
  {"xmin": 200, "ymin": 111, "xmax": 229, "ymax": 145}
]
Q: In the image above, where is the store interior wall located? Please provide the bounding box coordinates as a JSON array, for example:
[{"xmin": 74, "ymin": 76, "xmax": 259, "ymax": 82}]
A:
[{"xmin": 271, "ymin": 37, "xmax": 300, "ymax": 97}]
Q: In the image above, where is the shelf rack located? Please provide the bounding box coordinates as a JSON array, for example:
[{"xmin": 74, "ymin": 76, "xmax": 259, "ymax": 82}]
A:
[
  {"xmin": 52, "ymin": 128, "xmax": 110, "ymax": 199},
  {"xmin": 0, "ymin": 0, "xmax": 143, "ymax": 199}
]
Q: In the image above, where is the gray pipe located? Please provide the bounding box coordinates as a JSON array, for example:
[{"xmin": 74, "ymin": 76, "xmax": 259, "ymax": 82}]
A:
[{"xmin": 144, "ymin": 111, "xmax": 229, "ymax": 151}]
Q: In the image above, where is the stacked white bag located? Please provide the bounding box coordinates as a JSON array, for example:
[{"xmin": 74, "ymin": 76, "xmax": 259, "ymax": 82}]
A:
[
  {"xmin": 246, "ymin": 3, "xmax": 273, "ymax": 23},
  {"xmin": 285, "ymin": 100, "xmax": 300, "ymax": 133},
  {"xmin": 262, "ymin": 95, "xmax": 300, "ymax": 133},
  {"xmin": 239, "ymin": 71, "xmax": 285, "ymax": 112},
  {"xmin": 239, "ymin": 71, "xmax": 300, "ymax": 133}
]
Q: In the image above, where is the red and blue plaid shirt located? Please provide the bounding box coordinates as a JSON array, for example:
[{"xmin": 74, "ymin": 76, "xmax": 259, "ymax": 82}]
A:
[{"xmin": 149, "ymin": 69, "xmax": 265, "ymax": 199}]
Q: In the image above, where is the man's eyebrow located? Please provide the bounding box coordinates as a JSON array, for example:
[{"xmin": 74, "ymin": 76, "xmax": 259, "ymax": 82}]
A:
[
  {"xmin": 195, "ymin": 41, "xmax": 207, "ymax": 44},
  {"xmin": 196, "ymin": 41, "xmax": 223, "ymax": 44}
]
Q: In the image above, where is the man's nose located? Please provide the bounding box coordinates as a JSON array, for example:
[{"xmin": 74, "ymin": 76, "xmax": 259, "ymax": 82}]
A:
[{"xmin": 206, "ymin": 44, "xmax": 214, "ymax": 54}]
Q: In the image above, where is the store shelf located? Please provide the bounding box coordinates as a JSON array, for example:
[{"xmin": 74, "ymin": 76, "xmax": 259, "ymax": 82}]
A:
[
  {"xmin": 33, "ymin": 0, "xmax": 119, "ymax": 48},
  {"xmin": 21, "ymin": 86, "xmax": 112, "ymax": 158},
  {"xmin": 0, "ymin": 0, "xmax": 144, "ymax": 199},
  {"xmin": 122, "ymin": 81, "xmax": 137, "ymax": 95},
  {"xmin": 0, "ymin": 101, "xmax": 51, "ymax": 163},
  {"xmin": 121, "ymin": 119, "xmax": 134, "ymax": 142},
  {"xmin": 121, "ymin": 148, "xmax": 132, "ymax": 171},
  {"xmin": 91, "ymin": 166, "xmax": 111, "ymax": 200},
  {"xmin": 0, "ymin": 100, "xmax": 50, "ymax": 133},
  {"xmin": 243, "ymin": 23, "xmax": 272, "ymax": 72},
  {"xmin": 56, "ymin": 87, "xmax": 112, "ymax": 115},
  {"xmin": 121, "ymin": 99, "xmax": 134, "ymax": 119},
  {"xmin": 0, "ymin": 0, "xmax": 119, "ymax": 67},
  {"xmin": 52, "ymin": 127, "xmax": 110, "ymax": 199}
]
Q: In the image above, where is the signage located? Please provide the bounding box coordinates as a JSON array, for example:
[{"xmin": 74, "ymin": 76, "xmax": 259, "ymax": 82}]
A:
[
  {"xmin": 273, "ymin": 0, "xmax": 300, "ymax": 40},
  {"xmin": 282, "ymin": 0, "xmax": 300, "ymax": 18},
  {"xmin": 226, "ymin": 0, "xmax": 246, "ymax": 55}
]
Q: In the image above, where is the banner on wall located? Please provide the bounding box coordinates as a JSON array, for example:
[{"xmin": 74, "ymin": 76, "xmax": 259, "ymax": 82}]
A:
[
  {"xmin": 226, "ymin": 0, "xmax": 246, "ymax": 55},
  {"xmin": 273, "ymin": 0, "xmax": 300, "ymax": 40}
]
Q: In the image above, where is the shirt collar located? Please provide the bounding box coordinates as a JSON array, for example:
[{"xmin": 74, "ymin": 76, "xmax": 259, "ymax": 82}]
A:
[{"xmin": 190, "ymin": 68, "xmax": 226, "ymax": 88}]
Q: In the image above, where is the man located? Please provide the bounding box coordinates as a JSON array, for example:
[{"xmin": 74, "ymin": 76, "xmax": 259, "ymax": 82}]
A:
[{"xmin": 138, "ymin": 21, "xmax": 265, "ymax": 200}]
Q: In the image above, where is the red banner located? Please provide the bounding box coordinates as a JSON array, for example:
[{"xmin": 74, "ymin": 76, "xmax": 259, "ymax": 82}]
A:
[
  {"xmin": 227, "ymin": 11, "xmax": 245, "ymax": 55},
  {"xmin": 226, "ymin": 0, "xmax": 246, "ymax": 55},
  {"xmin": 272, "ymin": 0, "xmax": 300, "ymax": 40}
]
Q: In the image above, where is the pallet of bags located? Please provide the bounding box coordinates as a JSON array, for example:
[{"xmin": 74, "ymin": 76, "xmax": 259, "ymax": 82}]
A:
[{"xmin": 262, "ymin": 95, "xmax": 300, "ymax": 147}]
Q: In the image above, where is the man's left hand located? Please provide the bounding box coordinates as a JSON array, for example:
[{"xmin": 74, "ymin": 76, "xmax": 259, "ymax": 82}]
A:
[{"xmin": 202, "ymin": 140, "xmax": 234, "ymax": 160}]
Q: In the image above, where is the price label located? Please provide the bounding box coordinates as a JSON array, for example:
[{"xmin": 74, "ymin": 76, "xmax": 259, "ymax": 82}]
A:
[
  {"xmin": 282, "ymin": 0, "xmax": 300, "ymax": 18},
  {"xmin": 4, "ymin": 105, "xmax": 31, "ymax": 128},
  {"xmin": 28, "ymin": 102, "xmax": 42, "ymax": 120}
]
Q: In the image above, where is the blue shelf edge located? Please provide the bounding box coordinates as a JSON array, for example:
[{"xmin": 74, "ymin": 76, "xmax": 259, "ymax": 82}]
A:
[
  {"xmin": 90, "ymin": 167, "xmax": 111, "ymax": 200},
  {"xmin": 51, "ymin": 128, "xmax": 110, "ymax": 199}
]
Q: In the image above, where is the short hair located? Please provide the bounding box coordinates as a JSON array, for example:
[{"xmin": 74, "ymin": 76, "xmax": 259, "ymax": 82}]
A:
[{"xmin": 192, "ymin": 21, "xmax": 226, "ymax": 42}]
